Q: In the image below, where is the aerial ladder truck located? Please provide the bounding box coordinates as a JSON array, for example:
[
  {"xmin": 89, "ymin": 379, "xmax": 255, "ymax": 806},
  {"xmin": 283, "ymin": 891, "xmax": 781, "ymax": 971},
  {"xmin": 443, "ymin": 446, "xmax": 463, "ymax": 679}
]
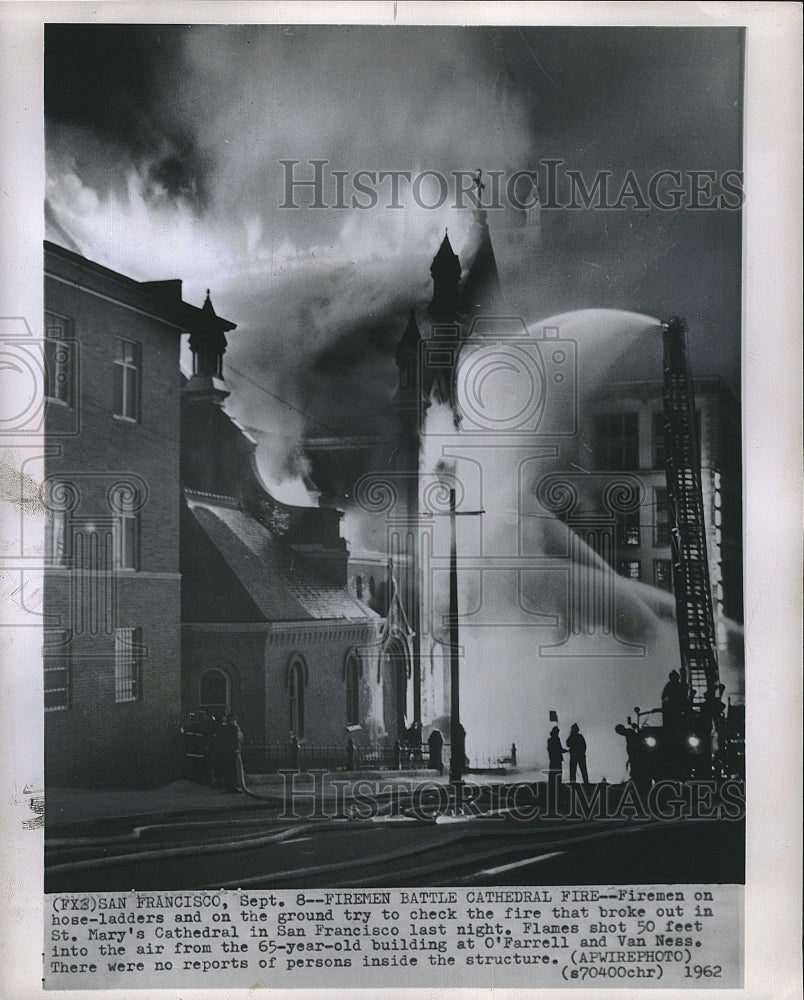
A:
[{"xmin": 627, "ymin": 318, "xmax": 744, "ymax": 781}]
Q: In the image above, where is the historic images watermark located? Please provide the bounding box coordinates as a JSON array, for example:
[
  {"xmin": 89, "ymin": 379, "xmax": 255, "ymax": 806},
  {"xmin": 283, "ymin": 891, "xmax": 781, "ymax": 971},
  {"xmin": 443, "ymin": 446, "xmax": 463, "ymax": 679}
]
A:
[
  {"xmin": 276, "ymin": 771, "xmax": 746, "ymax": 823},
  {"xmin": 279, "ymin": 161, "xmax": 744, "ymax": 211}
]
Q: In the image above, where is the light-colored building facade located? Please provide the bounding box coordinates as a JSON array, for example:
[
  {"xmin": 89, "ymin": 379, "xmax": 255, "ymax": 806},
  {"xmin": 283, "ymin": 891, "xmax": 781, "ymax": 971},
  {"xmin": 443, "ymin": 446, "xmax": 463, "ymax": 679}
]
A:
[{"xmin": 582, "ymin": 376, "xmax": 743, "ymax": 645}]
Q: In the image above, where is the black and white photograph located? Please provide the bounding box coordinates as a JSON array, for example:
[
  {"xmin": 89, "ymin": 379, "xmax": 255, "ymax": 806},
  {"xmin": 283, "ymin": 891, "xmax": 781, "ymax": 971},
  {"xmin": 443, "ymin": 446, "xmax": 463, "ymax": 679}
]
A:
[{"xmin": 0, "ymin": 2, "xmax": 801, "ymax": 997}]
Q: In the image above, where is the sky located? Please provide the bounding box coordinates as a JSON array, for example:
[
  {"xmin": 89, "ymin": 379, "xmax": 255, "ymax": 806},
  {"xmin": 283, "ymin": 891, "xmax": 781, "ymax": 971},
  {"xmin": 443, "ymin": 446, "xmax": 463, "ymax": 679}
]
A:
[{"xmin": 44, "ymin": 24, "xmax": 746, "ymax": 770}]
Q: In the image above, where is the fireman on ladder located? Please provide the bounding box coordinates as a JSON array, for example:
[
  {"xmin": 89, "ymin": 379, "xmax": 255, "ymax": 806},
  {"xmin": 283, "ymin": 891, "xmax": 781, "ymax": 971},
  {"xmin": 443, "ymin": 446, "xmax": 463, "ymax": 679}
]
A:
[{"xmin": 661, "ymin": 670, "xmax": 687, "ymax": 731}]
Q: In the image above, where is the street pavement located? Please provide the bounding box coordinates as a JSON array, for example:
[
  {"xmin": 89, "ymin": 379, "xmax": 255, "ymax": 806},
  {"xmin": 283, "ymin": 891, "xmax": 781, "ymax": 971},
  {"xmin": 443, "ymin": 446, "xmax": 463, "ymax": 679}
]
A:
[
  {"xmin": 45, "ymin": 766, "xmax": 539, "ymax": 835},
  {"xmin": 45, "ymin": 771, "xmax": 494, "ymax": 837},
  {"xmin": 44, "ymin": 770, "xmax": 745, "ymax": 893}
]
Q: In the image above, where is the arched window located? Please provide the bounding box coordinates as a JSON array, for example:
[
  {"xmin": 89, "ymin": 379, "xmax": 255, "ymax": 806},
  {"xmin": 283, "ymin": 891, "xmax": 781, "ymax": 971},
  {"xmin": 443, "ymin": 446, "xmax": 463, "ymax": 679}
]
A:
[
  {"xmin": 355, "ymin": 575, "xmax": 363, "ymax": 600},
  {"xmin": 199, "ymin": 668, "xmax": 229, "ymax": 718},
  {"xmin": 288, "ymin": 657, "xmax": 306, "ymax": 737},
  {"xmin": 382, "ymin": 638, "xmax": 409, "ymax": 740},
  {"xmin": 345, "ymin": 654, "xmax": 360, "ymax": 726}
]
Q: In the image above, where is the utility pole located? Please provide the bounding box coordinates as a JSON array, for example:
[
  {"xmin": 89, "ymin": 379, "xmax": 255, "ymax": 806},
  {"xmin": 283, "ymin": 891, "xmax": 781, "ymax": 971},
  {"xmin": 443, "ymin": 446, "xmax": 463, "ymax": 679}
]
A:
[
  {"xmin": 443, "ymin": 487, "xmax": 484, "ymax": 797},
  {"xmin": 448, "ymin": 487, "xmax": 461, "ymax": 787}
]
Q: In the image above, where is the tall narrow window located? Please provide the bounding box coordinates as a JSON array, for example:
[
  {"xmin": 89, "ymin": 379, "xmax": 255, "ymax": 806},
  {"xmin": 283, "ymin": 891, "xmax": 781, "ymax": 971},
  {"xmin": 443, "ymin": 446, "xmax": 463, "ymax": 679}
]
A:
[
  {"xmin": 345, "ymin": 655, "xmax": 360, "ymax": 726},
  {"xmin": 45, "ymin": 507, "xmax": 70, "ymax": 567},
  {"xmin": 616, "ymin": 509, "xmax": 640, "ymax": 547},
  {"xmin": 617, "ymin": 559, "xmax": 641, "ymax": 581},
  {"xmin": 654, "ymin": 487, "xmax": 672, "ymax": 546},
  {"xmin": 288, "ymin": 658, "xmax": 305, "ymax": 737},
  {"xmin": 114, "ymin": 510, "xmax": 138, "ymax": 570},
  {"xmin": 115, "ymin": 627, "xmax": 142, "ymax": 702},
  {"xmin": 44, "ymin": 312, "xmax": 74, "ymax": 406},
  {"xmin": 593, "ymin": 413, "xmax": 639, "ymax": 470},
  {"xmin": 44, "ymin": 631, "xmax": 70, "ymax": 711},
  {"xmin": 654, "ymin": 559, "xmax": 673, "ymax": 592},
  {"xmin": 114, "ymin": 338, "xmax": 140, "ymax": 421}
]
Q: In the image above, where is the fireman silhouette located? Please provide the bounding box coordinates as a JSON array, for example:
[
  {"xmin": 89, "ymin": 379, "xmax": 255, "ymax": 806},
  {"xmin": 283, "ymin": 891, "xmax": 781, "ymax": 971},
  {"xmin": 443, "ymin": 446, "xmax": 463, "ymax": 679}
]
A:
[
  {"xmin": 547, "ymin": 725, "xmax": 567, "ymax": 803},
  {"xmin": 661, "ymin": 670, "xmax": 687, "ymax": 730},
  {"xmin": 567, "ymin": 723, "xmax": 589, "ymax": 785},
  {"xmin": 616, "ymin": 723, "xmax": 651, "ymax": 797}
]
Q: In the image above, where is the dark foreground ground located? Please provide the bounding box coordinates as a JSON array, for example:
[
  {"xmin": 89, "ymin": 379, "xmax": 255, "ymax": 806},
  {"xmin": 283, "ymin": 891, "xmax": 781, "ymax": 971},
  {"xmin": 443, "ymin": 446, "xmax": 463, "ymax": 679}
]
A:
[{"xmin": 45, "ymin": 777, "xmax": 745, "ymax": 892}]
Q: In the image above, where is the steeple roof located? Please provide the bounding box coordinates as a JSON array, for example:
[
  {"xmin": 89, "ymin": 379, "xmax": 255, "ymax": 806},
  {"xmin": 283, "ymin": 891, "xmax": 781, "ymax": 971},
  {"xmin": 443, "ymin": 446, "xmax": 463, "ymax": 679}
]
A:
[
  {"xmin": 187, "ymin": 288, "xmax": 235, "ymax": 384},
  {"xmin": 395, "ymin": 309, "xmax": 422, "ymax": 363},
  {"xmin": 199, "ymin": 289, "xmax": 236, "ymax": 331},
  {"xmin": 430, "ymin": 232, "xmax": 461, "ymax": 278},
  {"xmin": 428, "ymin": 230, "xmax": 462, "ymax": 319},
  {"xmin": 459, "ymin": 214, "xmax": 502, "ymax": 318},
  {"xmin": 202, "ymin": 289, "xmax": 216, "ymax": 316}
]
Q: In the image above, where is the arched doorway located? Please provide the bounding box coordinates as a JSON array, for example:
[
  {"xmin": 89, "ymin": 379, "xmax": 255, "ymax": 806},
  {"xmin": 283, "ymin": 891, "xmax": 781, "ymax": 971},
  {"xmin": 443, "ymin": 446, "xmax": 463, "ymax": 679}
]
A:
[
  {"xmin": 199, "ymin": 668, "xmax": 229, "ymax": 719},
  {"xmin": 382, "ymin": 638, "xmax": 409, "ymax": 740}
]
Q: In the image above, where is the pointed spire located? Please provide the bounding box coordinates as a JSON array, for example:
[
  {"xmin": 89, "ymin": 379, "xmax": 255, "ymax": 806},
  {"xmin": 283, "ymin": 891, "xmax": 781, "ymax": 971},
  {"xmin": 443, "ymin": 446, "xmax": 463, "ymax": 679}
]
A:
[
  {"xmin": 395, "ymin": 309, "xmax": 422, "ymax": 363},
  {"xmin": 431, "ymin": 231, "xmax": 460, "ymax": 271},
  {"xmin": 202, "ymin": 289, "xmax": 217, "ymax": 317},
  {"xmin": 188, "ymin": 288, "xmax": 233, "ymax": 382},
  {"xmin": 459, "ymin": 177, "xmax": 503, "ymax": 318},
  {"xmin": 428, "ymin": 231, "xmax": 462, "ymax": 319},
  {"xmin": 459, "ymin": 219, "xmax": 502, "ymax": 318}
]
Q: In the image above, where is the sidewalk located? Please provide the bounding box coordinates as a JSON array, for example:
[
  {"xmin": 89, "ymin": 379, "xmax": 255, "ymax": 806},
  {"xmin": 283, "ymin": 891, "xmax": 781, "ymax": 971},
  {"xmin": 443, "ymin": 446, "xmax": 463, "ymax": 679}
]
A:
[
  {"xmin": 45, "ymin": 779, "xmax": 271, "ymax": 834},
  {"xmin": 45, "ymin": 766, "xmax": 542, "ymax": 836}
]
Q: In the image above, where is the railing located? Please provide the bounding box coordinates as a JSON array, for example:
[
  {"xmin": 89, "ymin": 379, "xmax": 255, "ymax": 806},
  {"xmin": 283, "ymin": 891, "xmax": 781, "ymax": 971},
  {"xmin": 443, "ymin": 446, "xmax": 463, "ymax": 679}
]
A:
[
  {"xmin": 241, "ymin": 741, "xmax": 439, "ymax": 774},
  {"xmin": 239, "ymin": 740, "xmax": 519, "ymax": 775}
]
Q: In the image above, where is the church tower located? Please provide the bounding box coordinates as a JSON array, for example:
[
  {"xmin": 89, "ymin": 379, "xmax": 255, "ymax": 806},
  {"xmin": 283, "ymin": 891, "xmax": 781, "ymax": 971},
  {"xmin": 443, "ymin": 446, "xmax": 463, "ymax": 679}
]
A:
[
  {"xmin": 181, "ymin": 290, "xmax": 248, "ymax": 496},
  {"xmin": 391, "ymin": 201, "xmax": 505, "ymax": 739},
  {"xmin": 184, "ymin": 290, "xmax": 236, "ymax": 404}
]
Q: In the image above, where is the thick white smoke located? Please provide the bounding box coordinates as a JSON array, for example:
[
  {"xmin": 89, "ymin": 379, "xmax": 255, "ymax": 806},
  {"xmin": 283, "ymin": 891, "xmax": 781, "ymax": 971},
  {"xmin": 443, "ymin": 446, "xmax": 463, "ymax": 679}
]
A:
[
  {"xmin": 418, "ymin": 310, "xmax": 744, "ymax": 778},
  {"xmin": 46, "ymin": 27, "xmax": 534, "ymax": 500}
]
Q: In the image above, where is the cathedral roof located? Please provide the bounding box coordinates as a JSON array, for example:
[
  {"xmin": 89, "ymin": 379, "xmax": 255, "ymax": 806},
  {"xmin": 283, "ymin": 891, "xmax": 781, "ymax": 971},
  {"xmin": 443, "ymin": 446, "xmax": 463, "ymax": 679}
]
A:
[{"xmin": 185, "ymin": 494, "xmax": 378, "ymax": 623}]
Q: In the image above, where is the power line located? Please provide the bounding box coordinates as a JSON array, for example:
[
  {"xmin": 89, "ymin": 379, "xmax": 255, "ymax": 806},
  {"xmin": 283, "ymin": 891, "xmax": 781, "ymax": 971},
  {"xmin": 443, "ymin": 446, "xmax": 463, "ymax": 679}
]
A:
[
  {"xmin": 515, "ymin": 27, "xmax": 558, "ymax": 89},
  {"xmin": 225, "ymin": 363, "xmax": 340, "ymax": 437}
]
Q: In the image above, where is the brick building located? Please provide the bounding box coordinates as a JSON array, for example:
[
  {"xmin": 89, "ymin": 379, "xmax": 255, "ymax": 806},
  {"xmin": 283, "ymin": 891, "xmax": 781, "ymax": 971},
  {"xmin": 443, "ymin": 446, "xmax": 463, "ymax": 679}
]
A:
[
  {"xmin": 43, "ymin": 242, "xmax": 205, "ymax": 786},
  {"xmin": 43, "ymin": 242, "xmax": 385, "ymax": 788},
  {"xmin": 179, "ymin": 333, "xmax": 383, "ymax": 749}
]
